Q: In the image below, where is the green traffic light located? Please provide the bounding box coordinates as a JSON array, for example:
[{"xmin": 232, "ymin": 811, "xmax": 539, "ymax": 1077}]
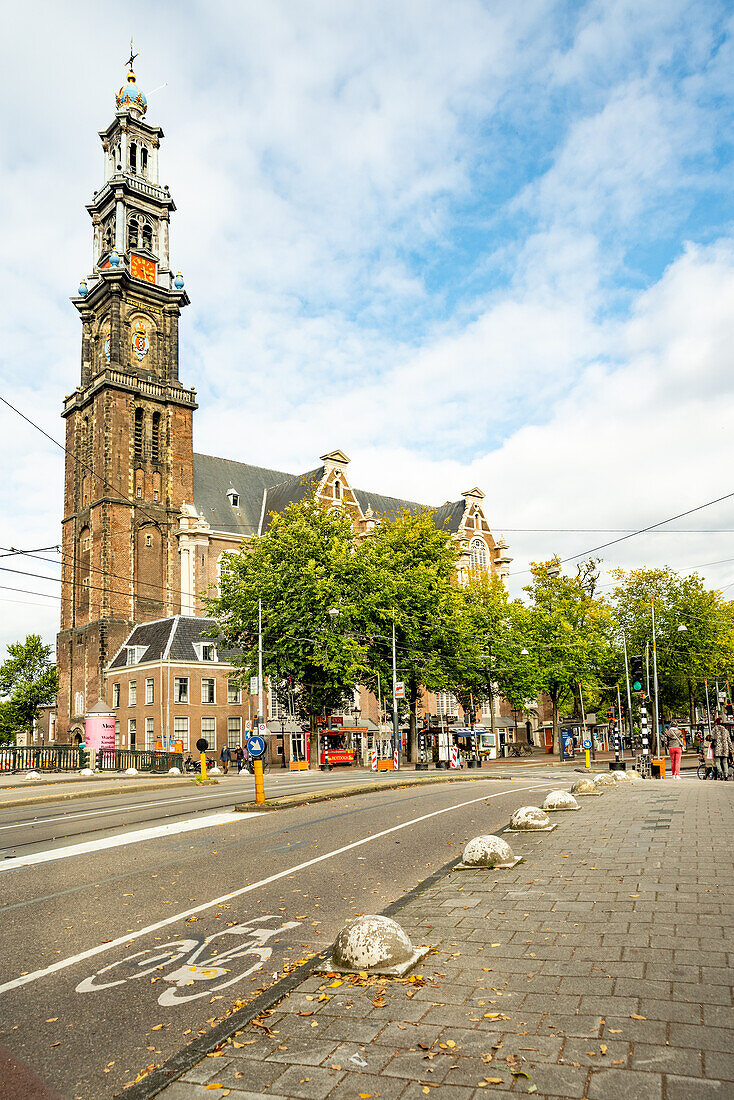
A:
[{"xmin": 632, "ymin": 680, "xmax": 642, "ymax": 692}]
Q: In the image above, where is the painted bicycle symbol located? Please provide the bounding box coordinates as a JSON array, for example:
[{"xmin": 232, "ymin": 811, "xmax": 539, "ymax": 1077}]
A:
[{"xmin": 75, "ymin": 916, "xmax": 301, "ymax": 1006}]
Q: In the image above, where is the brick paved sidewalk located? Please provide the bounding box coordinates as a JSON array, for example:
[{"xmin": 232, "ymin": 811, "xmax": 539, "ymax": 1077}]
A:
[{"xmin": 156, "ymin": 779, "xmax": 733, "ymax": 1100}]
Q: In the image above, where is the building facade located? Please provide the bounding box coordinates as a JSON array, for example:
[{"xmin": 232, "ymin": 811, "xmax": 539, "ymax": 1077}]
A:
[{"xmin": 56, "ymin": 62, "xmax": 512, "ymax": 744}]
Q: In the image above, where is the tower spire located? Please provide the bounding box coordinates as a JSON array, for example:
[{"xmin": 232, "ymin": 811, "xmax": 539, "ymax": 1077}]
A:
[{"xmin": 125, "ymin": 39, "xmax": 138, "ymax": 79}]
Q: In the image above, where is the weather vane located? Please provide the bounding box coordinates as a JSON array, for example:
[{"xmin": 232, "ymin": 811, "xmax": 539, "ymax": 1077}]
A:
[{"xmin": 125, "ymin": 39, "xmax": 138, "ymax": 75}]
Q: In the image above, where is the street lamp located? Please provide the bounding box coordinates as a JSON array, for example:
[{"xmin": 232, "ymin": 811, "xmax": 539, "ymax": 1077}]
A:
[
  {"xmin": 520, "ymin": 647, "xmax": 529, "ymax": 656},
  {"xmin": 677, "ymin": 623, "xmax": 688, "ymax": 633}
]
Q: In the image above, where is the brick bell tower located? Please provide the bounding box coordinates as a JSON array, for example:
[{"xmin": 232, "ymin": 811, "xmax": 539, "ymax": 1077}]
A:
[{"xmin": 57, "ymin": 51, "xmax": 196, "ymax": 742}]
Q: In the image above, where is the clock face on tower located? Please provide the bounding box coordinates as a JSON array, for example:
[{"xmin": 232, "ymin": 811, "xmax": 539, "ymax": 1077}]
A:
[{"xmin": 130, "ymin": 254, "xmax": 157, "ymax": 283}]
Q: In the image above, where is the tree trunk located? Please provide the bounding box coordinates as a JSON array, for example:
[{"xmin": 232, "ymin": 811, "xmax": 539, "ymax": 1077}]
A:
[
  {"xmin": 309, "ymin": 713, "xmax": 319, "ymax": 770},
  {"xmin": 552, "ymin": 691, "xmax": 561, "ymax": 762},
  {"xmin": 688, "ymin": 680, "xmax": 695, "ymax": 731}
]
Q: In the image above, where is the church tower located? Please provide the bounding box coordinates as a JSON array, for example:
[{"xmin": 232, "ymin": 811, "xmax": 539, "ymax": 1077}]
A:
[{"xmin": 57, "ymin": 53, "xmax": 196, "ymax": 741}]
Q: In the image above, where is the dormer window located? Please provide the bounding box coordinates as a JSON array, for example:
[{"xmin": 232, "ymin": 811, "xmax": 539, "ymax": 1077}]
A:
[
  {"xmin": 227, "ymin": 488, "xmax": 239, "ymax": 508},
  {"xmin": 195, "ymin": 643, "xmax": 218, "ymax": 662},
  {"xmin": 126, "ymin": 645, "xmax": 147, "ymax": 666}
]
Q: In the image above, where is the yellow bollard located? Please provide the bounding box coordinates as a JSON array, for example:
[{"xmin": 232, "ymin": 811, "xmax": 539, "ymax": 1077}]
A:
[
  {"xmin": 585, "ymin": 749, "xmax": 591, "ymax": 769},
  {"xmin": 254, "ymin": 757, "xmax": 265, "ymax": 804},
  {"xmin": 200, "ymin": 751, "xmax": 207, "ymax": 781}
]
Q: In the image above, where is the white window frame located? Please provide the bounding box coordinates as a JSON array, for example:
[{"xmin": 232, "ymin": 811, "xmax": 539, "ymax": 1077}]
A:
[
  {"xmin": 227, "ymin": 679, "xmax": 241, "ymax": 705},
  {"xmin": 112, "ymin": 682, "xmax": 120, "ymax": 708},
  {"xmin": 469, "ymin": 537, "xmax": 488, "ymax": 570},
  {"xmin": 227, "ymin": 716, "xmax": 242, "ymax": 748},
  {"xmin": 128, "ymin": 680, "xmax": 137, "ymax": 706},
  {"xmin": 174, "ymin": 676, "xmax": 189, "ymax": 704},
  {"xmin": 436, "ymin": 690, "xmax": 459, "ymax": 718},
  {"xmin": 201, "ymin": 677, "xmax": 215, "ymax": 704},
  {"xmin": 201, "ymin": 716, "xmax": 216, "ymax": 742},
  {"xmin": 74, "ymin": 691, "xmax": 85, "ymax": 715},
  {"xmin": 145, "ymin": 677, "xmax": 154, "ymax": 704},
  {"xmin": 126, "ymin": 645, "xmax": 146, "ymax": 665},
  {"xmin": 173, "ymin": 716, "xmax": 189, "ymax": 750},
  {"xmin": 195, "ymin": 643, "xmax": 217, "ymax": 662},
  {"xmin": 128, "ymin": 717, "xmax": 137, "ymax": 745},
  {"xmin": 145, "ymin": 716, "xmax": 155, "ymax": 749}
]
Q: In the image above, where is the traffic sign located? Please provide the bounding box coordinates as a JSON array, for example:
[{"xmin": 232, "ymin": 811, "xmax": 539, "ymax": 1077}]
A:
[
  {"xmin": 258, "ymin": 722, "xmax": 267, "ymax": 734},
  {"xmin": 582, "ymin": 737, "xmax": 592, "ymax": 750},
  {"xmin": 247, "ymin": 734, "xmax": 266, "ymax": 758},
  {"xmin": 395, "ymin": 682, "xmax": 405, "ymax": 699}
]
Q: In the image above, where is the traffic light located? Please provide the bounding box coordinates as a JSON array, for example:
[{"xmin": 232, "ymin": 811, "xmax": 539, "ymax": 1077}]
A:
[{"xmin": 630, "ymin": 655, "xmax": 644, "ymax": 693}]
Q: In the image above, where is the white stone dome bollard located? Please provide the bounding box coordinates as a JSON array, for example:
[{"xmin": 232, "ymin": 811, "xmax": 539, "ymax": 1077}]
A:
[
  {"xmin": 610, "ymin": 769, "xmax": 632, "ymax": 783},
  {"xmin": 628, "ymin": 769, "xmax": 645, "ymax": 781},
  {"xmin": 460, "ymin": 834, "xmax": 519, "ymax": 869},
  {"xmin": 79, "ymin": 767, "xmax": 94, "ymax": 776},
  {"xmin": 168, "ymin": 766, "xmax": 182, "ymax": 775},
  {"xmin": 510, "ymin": 805, "xmax": 553, "ymax": 830},
  {"xmin": 593, "ymin": 772, "xmax": 617, "ymax": 788},
  {"xmin": 543, "ymin": 790, "xmax": 580, "ymax": 812},
  {"xmin": 571, "ymin": 777, "xmax": 601, "ymax": 795},
  {"xmin": 24, "ymin": 771, "xmax": 42, "ymax": 780},
  {"xmin": 209, "ymin": 765, "xmax": 222, "ymax": 775},
  {"xmin": 324, "ymin": 914, "xmax": 429, "ymax": 977},
  {"xmin": 125, "ymin": 766, "xmax": 138, "ymax": 776}
]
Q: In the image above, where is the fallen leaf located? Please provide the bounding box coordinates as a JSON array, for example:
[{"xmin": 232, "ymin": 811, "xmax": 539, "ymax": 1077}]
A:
[
  {"xmin": 630, "ymin": 1014, "xmax": 646, "ymax": 1020},
  {"xmin": 151, "ymin": 1024, "xmax": 165, "ymax": 1031},
  {"xmin": 484, "ymin": 1078, "xmax": 504, "ymax": 1085},
  {"xmin": 491, "ymin": 943, "xmax": 501, "ymax": 947},
  {"xmin": 609, "ymin": 1029, "xmax": 622, "ymax": 1034},
  {"xmin": 204, "ymin": 1086, "xmax": 223, "ymax": 1091},
  {"xmin": 45, "ymin": 1018, "xmax": 58, "ymax": 1023},
  {"xmin": 611, "ymin": 1059, "xmax": 625, "ymax": 1065},
  {"xmin": 600, "ymin": 1044, "xmax": 608, "ymax": 1055}
]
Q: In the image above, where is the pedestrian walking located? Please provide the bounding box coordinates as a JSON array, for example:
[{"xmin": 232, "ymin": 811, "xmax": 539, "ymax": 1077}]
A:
[
  {"xmin": 665, "ymin": 722, "xmax": 685, "ymax": 778},
  {"xmin": 711, "ymin": 716, "xmax": 732, "ymax": 780},
  {"xmin": 235, "ymin": 745, "xmax": 244, "ymax": 773},
  {"xmin": 220, "ymin": 743, "xmax": 231, "ymax": 775}
]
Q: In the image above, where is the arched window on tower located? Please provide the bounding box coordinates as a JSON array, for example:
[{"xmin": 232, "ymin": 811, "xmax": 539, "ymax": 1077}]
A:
[
  {"xmin": 127, "ymin": 217, "xmax": 139, "ymax": 251},
  {"xmin": 141, "ymin": 222, "xmax": 153, "ymax": 252},
  {"xmin": 129, "ymin": 142, "xmax": 137, "ymax": 174},
  {"xmin": 333, "ymin": 479, "xmax": 342, "ymax": 500},
  {"xmin": 469, "ymin": 537, "xmax": 488, "ymax": 571},
  {"xmin": 103, "ymin": 222, "xmax": 114, "ymax": 253},
  {"xmin": 134, "ymin": 408, "xmax": 144, "ymax": 461},
  {"xmin": 151, "ymin": 412, "xmax": 160, "ymax": 463},
  {"xmin": 140, "ymin": 147, "xmax": 148, "ymax": 176}
]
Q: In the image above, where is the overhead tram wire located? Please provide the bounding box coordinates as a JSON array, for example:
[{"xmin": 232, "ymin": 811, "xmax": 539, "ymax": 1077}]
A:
[{"xmin": 508, "ymin": 488, "xmax": 734, "ymax": 577}]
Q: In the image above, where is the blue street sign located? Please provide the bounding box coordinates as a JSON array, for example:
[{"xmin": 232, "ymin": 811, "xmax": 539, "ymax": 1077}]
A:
[
  {"xmin": 582, "ymin": 737, "xmax": 592, "ymax": 750},
  {"xmin": 247, "ymin": 735, "xmax": 266, "ymax": 759}
]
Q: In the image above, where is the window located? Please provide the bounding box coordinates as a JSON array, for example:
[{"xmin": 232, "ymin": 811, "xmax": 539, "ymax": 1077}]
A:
[
  {"xmin": 140, "ymin": 146, "xmax": 148, "ymax": 176},
  {"xmin": 145, "ymin": 677, "xmax": 154, "ymax": 704},
  {"xmin": 334, "ymin": 479, "xmax": 341, "ymax": 500},
  {"xmin": 134, "ymin": 408, "xmax": 144, "ymax": 460},
  {"xmin": 269, "ymin": 686, "xmax": 284, "ymax": 720},
  {"xmin": 228, "ymin": 717, "xmax": 242, "ymax": 748},
  {"xmin": 126, "ymin": 645, "xmax": 146, "ymax": 665},
  {"xmin": 195, "ymin": 643, "xmax": 217, "ymax": 662},
  {"xmin": 81, "ymin": 531, "xmax": 91, "ymax": 552},
  {"xmin": 174, "ymin": 677, "xmax": 189, "ymax": 704},
  {"xmin": 74, "ymin": 691, "xmax": 85, "ymax": 715},
  {"xmin": 112, "ymin": 682, "xmax": 120, "ymax": 708},
  {"xmin": 128, "ymin": 216, "xmax": 139, "ymax": 250},
  {"xmin": 201, "ymin": 717, "xmax": 216, "ymax": 742},
  {"xmin": 227, "ymin": 488, "xmax": 239, "ymax": 508},
  {"xmin": 115, "ymin": 718, "xmax": 120, "ymax": 748},
  {"xmin": 128, "ymin": 680, "xmax": 137, "ymax": 706},
  {"xmin": 142, "ymin": 222, "xmax": 153, "ymax": 251},
  {"xmin": 201, "ymin": 678, "xmax": 215, "ymax": 704},
  {"xmin": 145, "ymin": 716, "xmax": 156, "ymax": 749},
  {"xmin": 174, "ymin": 716, "xmax": 189, "ymax": 749},
  {"xmin": 469, "ymin": 537, "xmax": 488, "ymax": 570},
  {"xmin": 129, "ymin": 142, "xmax": 137, "ymax": 174},
  {"xmin": 436, "ymin": 691, "xmax": 458, "ymax": 718},
  {"xmin": 145, "ymin": 534, "xmax": 152, "ymax": 547},
  {"xmin": 154, "ymin": 489, "xmax": 159, "ymax": 501},
  {"xmin": 227, "ymin": 679, "xmax": 241, "ymax": 705},
  {"xmin": 151, "ymin": 412, "xmax": 160, "ymax": 462},
  {"xmin": 128, "ymin": 718, "xmax": 137, "ymax": 747}
]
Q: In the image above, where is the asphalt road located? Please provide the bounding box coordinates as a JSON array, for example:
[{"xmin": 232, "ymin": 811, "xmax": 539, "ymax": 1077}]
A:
[{"xmin": 0, "ymin": 775, "xmax": 560, "ymax": 1099}]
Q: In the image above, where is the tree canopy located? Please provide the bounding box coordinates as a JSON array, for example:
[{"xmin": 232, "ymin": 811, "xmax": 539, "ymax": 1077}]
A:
[{"xmin": 0, "ymin": 634, "xmax": 58, "ymax": 744}]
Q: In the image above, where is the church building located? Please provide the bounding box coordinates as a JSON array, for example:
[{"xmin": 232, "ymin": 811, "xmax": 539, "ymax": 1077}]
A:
[{"xmin": 56, "ymin": 61, "xmax": 512, "ymax": 744}]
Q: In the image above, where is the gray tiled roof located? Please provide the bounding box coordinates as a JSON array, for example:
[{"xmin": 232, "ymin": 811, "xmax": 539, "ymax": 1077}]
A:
[
  {"xmin": 193, "ymin": 453, "xmax": 293, "ymax": 537},
  {"xmin": 108, "ymin": 616, "xmax": 237, "ymax": 669},
  {"xmin": 192, "ymin": 452, "xmax": 467, "ymax": 536}
]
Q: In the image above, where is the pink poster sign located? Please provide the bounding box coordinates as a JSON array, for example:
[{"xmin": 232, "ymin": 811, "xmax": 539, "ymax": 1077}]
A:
[{"xmin": 85, "ymin": 714, "xmax": 116, "ymax": 752}]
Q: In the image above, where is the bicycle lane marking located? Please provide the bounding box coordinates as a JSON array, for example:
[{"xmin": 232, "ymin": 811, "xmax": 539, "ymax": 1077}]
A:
[
  {"xmin": 0, "ymin": 811, "xmax": 254, "ymax": 871},
  {"xmin": 0, "ymin": 782, "xmax": 551, "ymax": 998}
]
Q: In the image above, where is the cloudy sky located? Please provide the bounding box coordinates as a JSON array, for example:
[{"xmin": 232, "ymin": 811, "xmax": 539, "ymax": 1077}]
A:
[{"xmin": 1, "ymin": 0, "xmax": 733, "ymax": 656}]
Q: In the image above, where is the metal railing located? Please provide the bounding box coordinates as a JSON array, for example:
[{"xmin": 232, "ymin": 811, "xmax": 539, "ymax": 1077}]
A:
[
  {"xmin": 0, "ymin": 745, "xmax": 182, "ymax": 773},
  {"xmin": 0, "ymin": 745, "xmax": 85, "ymax": 772}
]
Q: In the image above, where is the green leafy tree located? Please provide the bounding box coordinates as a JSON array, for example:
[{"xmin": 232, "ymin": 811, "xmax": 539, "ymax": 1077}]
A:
[
  {"xmin": 209, "ymin": 496, "xmax": 367, "ymax": 768},
  {"xmin": 525, "ymin": 559, "xmax": 615, "ymax": 756},
  {"xmin": 453, "ymin": 569, "xmax": 542, "ymax": 733},
  {"xmin": 357, "ymin": 510, "xmax": 463, "ymax": 762},
  {"xmin": 0, "ymin": 634, "xmax": 58, "ymax": 745},
  {"xmin": 609, "ymin": 567, "xmax": 734, "ymax": 727}
]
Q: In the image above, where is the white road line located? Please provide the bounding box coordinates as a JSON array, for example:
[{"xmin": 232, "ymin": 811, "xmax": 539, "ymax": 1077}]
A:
[
  {"xmin": 0, "ymin": 782, "xmax": 550, "ymax": 996},
  {"xmin": 0, "ymin": 812, "xmax": 257, "ymax": 871},
  {"xmin": 0, "ymin": 794, "xmax": 242, "ymax": 832}
]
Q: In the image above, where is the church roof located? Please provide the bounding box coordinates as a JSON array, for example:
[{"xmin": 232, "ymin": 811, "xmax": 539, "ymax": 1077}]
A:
[{"xmin": 192, "ymin": 452, "xmax": 468, "ymax": 537}]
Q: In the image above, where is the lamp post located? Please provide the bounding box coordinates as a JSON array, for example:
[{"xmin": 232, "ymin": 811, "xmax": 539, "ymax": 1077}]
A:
[{"xmin": 651, "ymin": 597, "xmax": 661, "ymax": 757}]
